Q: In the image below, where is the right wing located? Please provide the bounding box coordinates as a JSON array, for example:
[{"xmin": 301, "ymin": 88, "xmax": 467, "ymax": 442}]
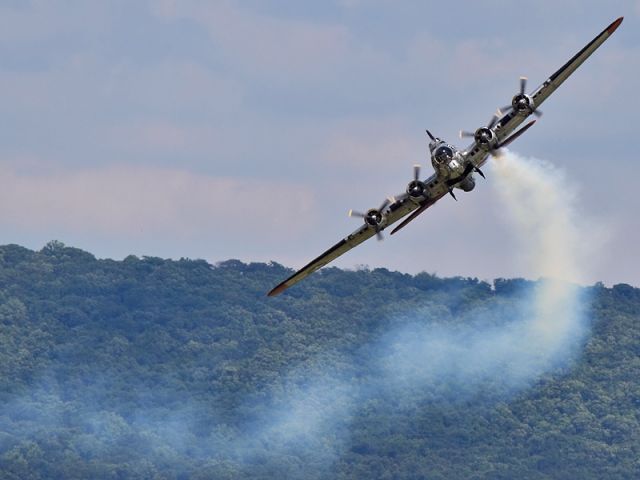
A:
[
  {"xmin": 267, "ymin": 224, "xmax": 376, "ymax": 296},
  {"xmin": 268, "ymin": 188, "xmax": 447, "ymax": 296}
]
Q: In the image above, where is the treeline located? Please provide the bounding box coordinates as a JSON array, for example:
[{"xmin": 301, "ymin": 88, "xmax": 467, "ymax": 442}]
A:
[{"xmin": 0, "ymin": 241, "xmax": 637, "ymax": 479}]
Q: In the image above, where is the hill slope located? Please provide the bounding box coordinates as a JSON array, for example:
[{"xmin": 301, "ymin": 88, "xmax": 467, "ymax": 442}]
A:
[{"xmin": 0, "ymin": 242, "xmax": 638, "ymax": 479}]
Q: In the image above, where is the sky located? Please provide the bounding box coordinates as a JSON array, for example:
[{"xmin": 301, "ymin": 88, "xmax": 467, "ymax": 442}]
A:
[{"xmin": 0, "ymin": 0, "xmax": 638, "ymax": 286}]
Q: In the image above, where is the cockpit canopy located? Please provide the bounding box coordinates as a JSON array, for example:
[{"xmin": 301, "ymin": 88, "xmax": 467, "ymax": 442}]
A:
[{"xmin": 433, "ymin": 145, "xmax": 454, "ymax": 164}]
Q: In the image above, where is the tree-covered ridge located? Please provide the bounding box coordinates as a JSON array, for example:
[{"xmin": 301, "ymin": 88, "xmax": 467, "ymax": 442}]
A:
[{"xmin": 0, "ymin": 242, "xmax": 638, "ymax": 479}]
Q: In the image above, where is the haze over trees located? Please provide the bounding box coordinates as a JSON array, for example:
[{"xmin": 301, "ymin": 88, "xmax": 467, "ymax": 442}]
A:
[{"xmin": 0, "ymin": 242, "xmax": 638, "ymax": 479}]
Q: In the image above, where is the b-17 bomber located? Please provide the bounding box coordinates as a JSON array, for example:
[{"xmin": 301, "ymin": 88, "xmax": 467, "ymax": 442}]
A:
[{"xmin": 268, "ymin": 17, "xmax": 623, "ymax": 297}]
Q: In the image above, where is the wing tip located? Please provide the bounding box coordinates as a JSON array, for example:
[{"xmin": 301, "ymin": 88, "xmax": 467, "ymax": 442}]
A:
[
  {"xmin": 607, "ymin": 17, "xmax": 623, "ymax": 35},
  {"xmin": 267, "ymin": 282, "xmax": 288, "ymax": 297}
]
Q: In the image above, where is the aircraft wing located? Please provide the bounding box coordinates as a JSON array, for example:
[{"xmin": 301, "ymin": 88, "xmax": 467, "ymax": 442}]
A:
[
  {"xmin": 268, "ymin": 188, "xmax": 447, "ymax": 296},
  {"xmin": 267, "ymin": 224, "xmax": 376, "ymax": 296},
  {"xmin": 390, "ymin": 193, "xmax": 445, "ymax": 235},
  {"xmin": 268, "ymin": 17, "xmax": 623, "ymax": 297},
  {"xmin": 462, "ymin": 17, "xmax": 623, "ymax": 164},
  {"xmin": 529, "ymin": 17, "xmax": 623, "ymax": 111}
]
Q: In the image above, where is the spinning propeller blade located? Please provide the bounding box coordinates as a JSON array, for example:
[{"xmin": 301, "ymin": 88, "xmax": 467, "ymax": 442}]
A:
[
  {"xmin": 487, "ymin": 113, "xmax": 500, "ymax": 129},
  {"xmin": 520, "ymin": 76, "xmax": 527, "ymax": 95},
  {"xmin": 459, "ymin": 130, "xmax": 474, "ymax": 139}
]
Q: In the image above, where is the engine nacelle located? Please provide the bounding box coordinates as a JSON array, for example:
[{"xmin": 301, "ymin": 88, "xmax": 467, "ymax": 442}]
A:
[
  {"xmin": 405, "ymin": 180, "xmax": 428, "ymax": 203},
  {"xmin": 363, "ymin": 208, "xmax": 386, "ymax": 228},
  {"xmin": 511, "ymin": 93, "xmax": 535, "ymax": 115},
  {"xmin": 457, "ymin": 175, "xmax": 475, "ymax": 192},
  {"xmin": 474, "ymin": 126, "xmax": 497, "ymax": 149}
]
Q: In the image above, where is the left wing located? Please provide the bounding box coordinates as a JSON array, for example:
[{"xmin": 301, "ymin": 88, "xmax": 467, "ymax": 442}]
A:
[
  {"xmin": 483, "ymin": 16, "xmax": 623, "ymax": 155},
  {"xmin": 457, "ymin": 16, "xmax": 623, "ymax": 174},
  {"xmin": 529, "ymin": 17, "xmax": 623, "ymax": 111}
]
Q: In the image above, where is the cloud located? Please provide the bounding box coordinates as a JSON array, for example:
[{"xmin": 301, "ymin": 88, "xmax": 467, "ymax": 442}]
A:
[
  {"xmin": 319, "ymin": 117, "xmax": 417, "ymax": 170},
  {"xmin": 0, "ymin": 1, "xmax": 635, "ymax": 284},
  {"xmin": 0, "ymin": 162, "xmax": 314, "ymax": 242},
  {"xmin": 0, "ymin": 2, "xmax": 110, "ymax": 46},
  {"xmin": 153, "ymin": 0, "xmax": 359, "ymax": 83}
]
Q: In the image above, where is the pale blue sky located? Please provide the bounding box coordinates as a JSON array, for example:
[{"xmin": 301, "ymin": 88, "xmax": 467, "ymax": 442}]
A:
[{"xmin": 0, "ymin": 1, "xmax": 638, "ymax": 285}]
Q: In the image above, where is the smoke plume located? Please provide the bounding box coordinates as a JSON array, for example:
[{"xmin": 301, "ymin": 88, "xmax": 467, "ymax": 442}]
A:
[
  {"xmin": 236, "ymin": 150, "xmax": 598, "ymax": 468},
  {"xmin": 0, "ymin": 152, "xmax": 601, "ymax": 477},
  {"xmin": 378, "ymin": 150, "xmax": 595, "ymax": 400},
  {"xmin": 492, "ymin": 150, "xmax": 588, "ymax": 283},
  {"xmin": 492, "ymin": 150, "xmax": 596, "ymax": 350}
]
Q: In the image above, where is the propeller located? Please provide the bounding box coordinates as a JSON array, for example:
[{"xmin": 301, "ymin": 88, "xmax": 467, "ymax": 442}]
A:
[
  {"xmin": 500, "ymin": 77, "xmax": 543, "ymax": 117},
  {"xmin": 457, "ymin": 110, "xmax": 503, "ymax": 182},
  {"xmin": 392, "ymin": 164, "xmax": 428, "ymax": 204},
  {"xmin": 349, "ymin": 198, "xmax": 391, "ymax": 241},
  {"xmin": 378, "ymin": 198, "xmax": 390, "ymax": 213},
  {"xmin": 459, "ymin": 111, "xmax": 502, "ymax": 140},
  {"xmin": 453, "ymin": 119, "xmax": 535, "ymax": 191},
  {"xmin": 501, "ymin": 105, "xmax": 543, "ymax": 118}
]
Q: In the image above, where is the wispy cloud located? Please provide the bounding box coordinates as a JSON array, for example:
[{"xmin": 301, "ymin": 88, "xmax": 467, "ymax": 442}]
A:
[
  {"xmin": 153, "ymin": 0, "xmax": 361, "ymax": 83},
  {"xmin": 0, "ymin": 1, "xmax": 633, "ymax": 283},
  {"xmin": 0, "ymin": 162, "xmax": 314, "ymax": 241}
]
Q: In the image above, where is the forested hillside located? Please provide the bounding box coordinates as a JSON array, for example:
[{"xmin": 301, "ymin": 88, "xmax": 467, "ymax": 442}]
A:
[{"xmin": 0, "ymin": 242, "xmax": 638, "ymax": 479}]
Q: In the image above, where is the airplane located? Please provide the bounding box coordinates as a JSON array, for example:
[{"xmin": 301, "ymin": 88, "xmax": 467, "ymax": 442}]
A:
[{"xmin": 268, "ymin": 16, "xmax": 623, "ymax": 297}]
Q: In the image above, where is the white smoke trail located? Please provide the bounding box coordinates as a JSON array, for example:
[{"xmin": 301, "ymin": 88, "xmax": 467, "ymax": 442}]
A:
[
  {"xmin": 492, "ymin": 151, "xmax": 595, "ymax": 350},
  {"xmin": 1, "ymin": 152, "xmax": 599, "ymax": 476},
  {"xmin": 491, "ymin": 150, "xmax": 586, "ymax": 283},
  {"xmin": 378, "ymin": 150, "xmax": 598, "ymax": 396},
  {"xmin": 237, "ymin": 151, "xmax": 599, "ymax": 461},
  {"xmin": 236, "ymin": 151, "xmax": 600, "ymax": 468},
  {"xmin": 143, "ymin": 152, "xmax": 601, "ymax": 469}
]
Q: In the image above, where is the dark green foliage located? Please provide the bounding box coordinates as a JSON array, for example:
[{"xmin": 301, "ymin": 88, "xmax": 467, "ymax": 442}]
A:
[{"xmin": 0, "ymin": 242, "xmax": 637, "ymax": 479}]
